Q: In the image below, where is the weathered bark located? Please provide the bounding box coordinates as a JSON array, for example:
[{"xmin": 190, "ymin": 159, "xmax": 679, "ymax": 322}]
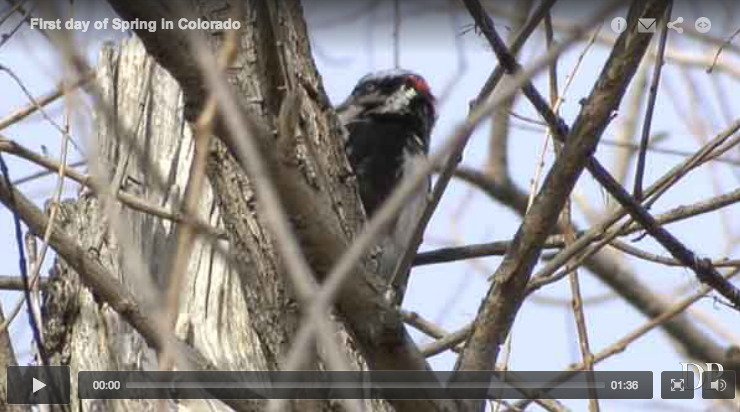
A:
[
  {"xmin": 41, "ymin": 40, "xmax": 260, "ymax": 411},
  {"xmin": 40, "ymin": 1, "xmax": 437, "ymax": 411}
]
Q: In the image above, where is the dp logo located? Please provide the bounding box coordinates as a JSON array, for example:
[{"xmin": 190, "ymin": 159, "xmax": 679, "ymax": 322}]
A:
[{"xmin": 679, "ymin": 362, "xmax": 724, "ymax": 389}]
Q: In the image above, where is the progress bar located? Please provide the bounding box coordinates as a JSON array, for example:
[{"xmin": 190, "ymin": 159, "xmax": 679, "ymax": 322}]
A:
[
  {"xmin": 126, "ymin": 380, "xmax": 605, "ymax": 389},
  {"xmin": 79, "ymin": 370, "xmax": 652, "ymax": 400}
]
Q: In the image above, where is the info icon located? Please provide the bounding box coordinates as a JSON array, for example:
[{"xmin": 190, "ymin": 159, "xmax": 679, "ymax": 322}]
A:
[
  {"xmin": 611, "ymin": 17, "xmax": 627, "ymax": 34},
  {"xmin": 6, "ymin": 366, "xmax": 70, "ymax": 404},
  {"xmin": 702, "ymin": 370, "xmax": 735, "ymax": 399},
  {"xmin": 661, "ymin": 371, "xmax": 694, "ymax": 399}
]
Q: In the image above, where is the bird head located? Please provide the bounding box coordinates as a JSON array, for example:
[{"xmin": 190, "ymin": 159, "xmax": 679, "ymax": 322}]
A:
[{"xmin": 337, "ymin": 69, "xmax": 436, "ymax": 146}]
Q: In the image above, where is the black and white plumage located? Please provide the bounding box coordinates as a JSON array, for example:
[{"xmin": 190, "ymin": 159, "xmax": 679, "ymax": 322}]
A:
[{"xmin": 337, "ymin": 69, "xmax": 436, "ymax": 302}]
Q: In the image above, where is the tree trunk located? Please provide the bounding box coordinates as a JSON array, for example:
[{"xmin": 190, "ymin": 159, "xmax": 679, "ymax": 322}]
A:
[
  {"xmin": 41, "ymin": 1, "xmax": 403, "ymax": 411},
  {"xmin": 43, "ymin": 38, "xmax": 268, "ymax": 411}
]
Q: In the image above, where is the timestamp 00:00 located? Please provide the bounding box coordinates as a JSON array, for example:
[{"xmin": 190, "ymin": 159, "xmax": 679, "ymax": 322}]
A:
[{"xmin": 92, "ymin": 380, "xmax": 122, "ymax": 390}]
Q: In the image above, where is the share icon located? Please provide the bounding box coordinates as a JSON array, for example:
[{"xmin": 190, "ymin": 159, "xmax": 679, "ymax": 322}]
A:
[{"xmin": 667, "ymin": 17, "xmax": 684, "ymax": 34}]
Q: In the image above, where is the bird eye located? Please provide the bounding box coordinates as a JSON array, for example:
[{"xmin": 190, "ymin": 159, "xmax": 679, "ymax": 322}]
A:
[{"xmin": 363, "ymin": 83, "xmax": 377, "ymax": 93}]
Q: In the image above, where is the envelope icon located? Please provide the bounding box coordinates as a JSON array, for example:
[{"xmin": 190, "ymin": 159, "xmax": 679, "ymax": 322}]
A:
[{"xmin": 638, "ymin": 18, "xmax": 656, "ymax": 33}]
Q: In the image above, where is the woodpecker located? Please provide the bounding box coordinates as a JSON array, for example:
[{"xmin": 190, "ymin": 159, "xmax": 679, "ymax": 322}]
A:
[{"xmin": 337, "ymin": 69, "xmax": 436, "ymax": 303}]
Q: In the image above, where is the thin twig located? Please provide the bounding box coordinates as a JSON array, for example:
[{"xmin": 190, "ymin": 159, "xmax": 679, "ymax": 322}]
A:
[
  {"xmin": 527, "ymin": 18, "xmax": 602, "ymax": 211},
  {"xmin": 25, "ymin": 232, "xmax": 42, "ymax": 345},
  {"xmin": 612, "ymin": 63, "xmax": 649, "ymax": 187},
  {"xmin": 602, "ymin": 138, "xmax": 740, "ymax": 167},
  {"xmin": 415, "ymin": 237, "xmax": 563, "ymax": 265},
  {"xmin": 400, "ymin": 309, "xmax": 449, "ymax": 341},
  {"xmin": 545, "ymin": 10, "xmax": 599, "ymax": 411},
  {"xmin": 486, "ymin": 0, "xmax": 532, "ymax": 209},
  {"xmin": 392, "ymin": 0, "xmax": 401, "ymax": 68},
  {"xmin": 0, "ymin": 155, "xmax": 214, "ymax": 367},
  {"xmin": 0, "ymin": 0, "xmax": 26, "ymax": 27},
  {"xmin": 531, "ymin": 117, "xmax": 740, "ymax": 288},
  {"xmin": 434, "ymin": 0, "xmax": 470, "ymax": 104},
  {"xmin": 416, "ymin": 165, "xmax": 740, "ymax": 267},
  {"xmin": 188, "ymin": 34, "xmax": 365, "ymax": 412},
  {"xmin": 588, "ymin": 272, "xmax": 740, "ymax": 363},
  {"xmin": 610, "ymin": 239, "xmax": 740, "ymax": 268},
  {"xmin": 633, "ymin": 3, "xmax": 671, "ymax": 201},
  {"xmin": 470, "ymin": 0, "xmax": 560, "ymax": 109},
  {"xmin": 507, "ymin": 268, "xmax": 740, "ymax": 412},
  {"xmin": 527, "ymin": 128, "xmax": 740, "ymax": 295},
  {"xmin": 531, "ymin": 292, "xmax": 617, "ymax": 307},
  {"xmin": 160, "ymin": 28, "xmax": 238, "ymax": 372},
  {"xmin": 0, "ymin": 153, "xmax": 51, "ymax": 368},
  {"xmin": 0, "ymin": 64, "xmax": 83, "ymax": 153},
  {"xmin": 47, "ymin": 14, "xmax": 201, "ymax": 377},
  {"xmin": 0, "ymin": 0, "xmax": 30, "ymax": 50},
  {"xmin": 707, "ymin": 25, "xmax": 740, "ymax": 73},
  {"xmin": 4, "ymin": 0, "xmax": 50, "ymax": 41},
  {"xmin": 22, "ymin": 85, "xmax": 72, "ymax": 348},
  {"xmin": 469, "ymin": 0, "xmax": 740, "ymax": 310},
  {"xmin": 0, "ymin": 275, "xmax": 50, "ymax": 290},
  {"xmin": 590, "ymin": 157, "xmax": 740, "ymax": 308},
  {"xmin": 0, "ymin": 138, "xmax": 226, "ymax": 240},
  {"xmin": 421, "ymin": 324, "xmax": 473, "ymax": 357},
  {"xmin": 0, "ymin": 291, "xmax": 25, "ymax": 334},
  {"xmin": 12, "ymin": 160, "xmax": 86, "ymax": 185},
  {"xmin": 505, "ymin": 111, "xmax": 740, "ymax": 166},
  {"xmin": 387, "ymin": 0, "xmax": 606, "ymax": 306},
  {"xmin": 0, "ymin": 70, "xmax": 94, "ymax": 131}
]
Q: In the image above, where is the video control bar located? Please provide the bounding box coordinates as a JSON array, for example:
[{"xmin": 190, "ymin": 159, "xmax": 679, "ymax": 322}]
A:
[{"xmin": 78, "ymin": 370, "xmax": 652, "ymax": 400}]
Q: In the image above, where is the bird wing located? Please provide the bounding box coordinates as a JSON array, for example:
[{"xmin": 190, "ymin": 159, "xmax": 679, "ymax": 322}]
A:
[{"xmin": 377, "ymin": 147, "xmax": 430, "ymax": 304}]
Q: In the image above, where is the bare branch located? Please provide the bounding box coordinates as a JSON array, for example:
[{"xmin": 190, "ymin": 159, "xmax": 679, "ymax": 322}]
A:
[
  {"xmin": 0, "ymin": 275, "xmax": 50, "ymax": 290},
  {"xmin": 471, "ymin": 0, "xmax": 560, "ymax": 109},
  {"xmin": 0, "ymin": 171, "xmax": 215, "ymax": 369},
  {"xmin": 454, "ymin": 8, "xmax": 667, "ymax": 411},
  {"xmin": 508, "ymin": 268, "xmax": 740, "ymax": 412},
  {"xmin": 388, "ymin": 0, "xmax": 620, "ymax": 306},
  {"xmin": 0, "ymin": 138, "xmax": 225, "ymax": 240},
  {"xmin": 188, "ymin": 33, "xmax": 364, "ymax": 412},
  {"xmin": 416, "ymin": 180, "xmax": 740, "ymax": 265},
  {"xmin": 468, "ymin": 0, "xmax": 740, "ymax": 316}
]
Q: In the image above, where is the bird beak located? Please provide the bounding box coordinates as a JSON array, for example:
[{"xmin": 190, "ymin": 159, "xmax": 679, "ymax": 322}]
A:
[
  {"xmin": 336, "ymin": 97, "xmax": 365, "ymax": 125},
  {"xmin": 337, "ymin": 91, "xmax": 386, "ymax": 114}
]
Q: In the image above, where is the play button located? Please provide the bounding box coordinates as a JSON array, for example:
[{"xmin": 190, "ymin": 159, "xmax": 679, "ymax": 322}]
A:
[
  {"xmin": 32, "ymin": 377, "xmax": 47, "ymax": 393},
  {"xmin": 6, "ymin": 366, "xmax": 70, "ymax": 404}
]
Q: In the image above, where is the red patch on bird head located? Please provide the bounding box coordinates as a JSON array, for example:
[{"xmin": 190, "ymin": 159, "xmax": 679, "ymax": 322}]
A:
[{"xmin": 406, "ymin": 74, "xmax": 433, "ymax": 101}]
